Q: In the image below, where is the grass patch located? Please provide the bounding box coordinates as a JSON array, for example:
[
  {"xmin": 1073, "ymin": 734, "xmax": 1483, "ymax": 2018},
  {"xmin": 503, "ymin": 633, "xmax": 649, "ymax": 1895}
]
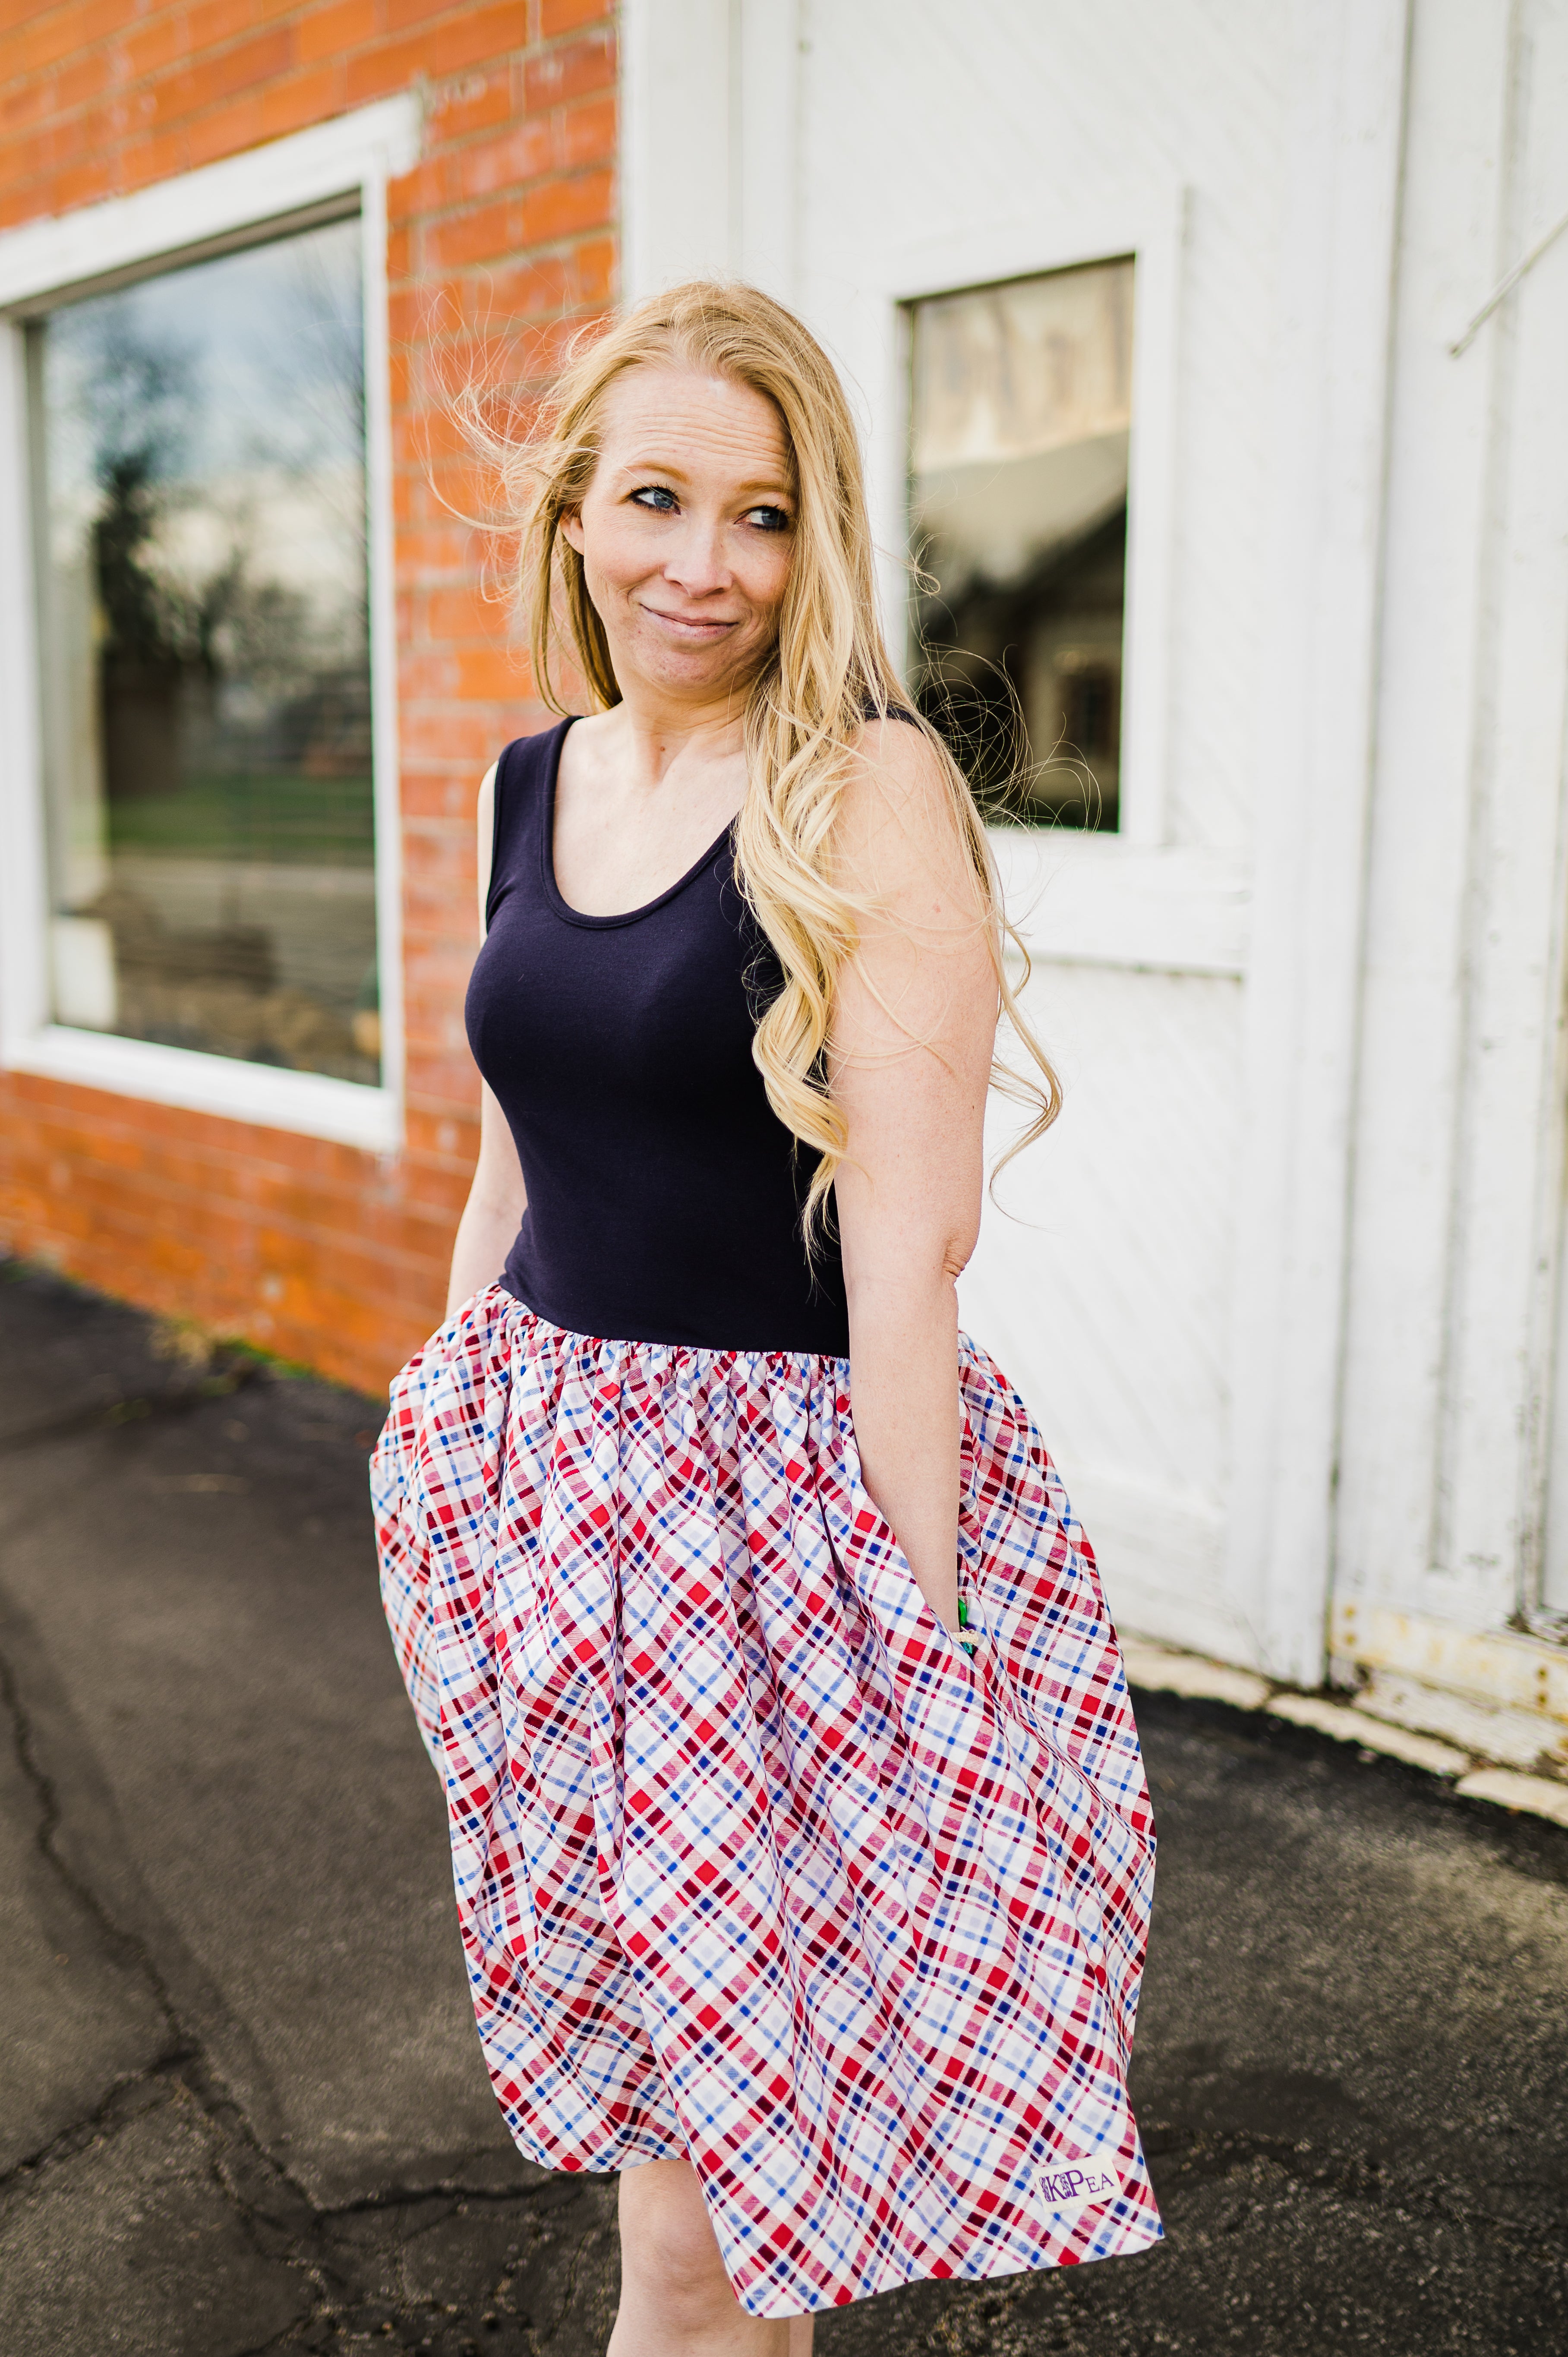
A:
[{"xmin": 107, "ymin": 772, "xmax": 375, "ymax": 865}]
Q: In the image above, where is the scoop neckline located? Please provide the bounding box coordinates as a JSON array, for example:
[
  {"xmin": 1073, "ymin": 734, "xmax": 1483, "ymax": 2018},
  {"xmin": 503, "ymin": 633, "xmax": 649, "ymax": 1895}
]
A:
[{"xmin": 541, "ymin": 715, "xmax": 738, "ymax": 930}]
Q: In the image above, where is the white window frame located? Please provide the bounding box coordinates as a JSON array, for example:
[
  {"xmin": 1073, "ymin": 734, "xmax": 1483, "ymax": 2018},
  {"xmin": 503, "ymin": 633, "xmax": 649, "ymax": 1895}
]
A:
[
  {"xmin": 0, "ymin": 95, "xmax": 421, "ymax": 1152},
  {"xmin": 621, "ymin": 0, "xmax": 1248, "ymax": 979}
]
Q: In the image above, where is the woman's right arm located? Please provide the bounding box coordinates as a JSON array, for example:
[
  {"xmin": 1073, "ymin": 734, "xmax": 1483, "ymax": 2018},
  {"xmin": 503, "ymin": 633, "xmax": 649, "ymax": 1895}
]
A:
[{"xmin": 445, "ymin": 763, "xmax": 528, "ymax": 1316}]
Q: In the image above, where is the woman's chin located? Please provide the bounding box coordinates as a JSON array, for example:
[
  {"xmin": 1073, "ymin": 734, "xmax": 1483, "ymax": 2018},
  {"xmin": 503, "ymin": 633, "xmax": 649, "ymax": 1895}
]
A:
[{"xmin": 623, "ymin": 635, "xmax": 757, "ymax": 699}]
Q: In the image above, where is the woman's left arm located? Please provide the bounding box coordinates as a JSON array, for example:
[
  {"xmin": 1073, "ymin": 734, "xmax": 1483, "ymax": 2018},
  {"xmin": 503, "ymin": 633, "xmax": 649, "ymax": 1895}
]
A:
[{"xmin": 830, "ymin": 722, "xmax": 999, "ymax": 1635}]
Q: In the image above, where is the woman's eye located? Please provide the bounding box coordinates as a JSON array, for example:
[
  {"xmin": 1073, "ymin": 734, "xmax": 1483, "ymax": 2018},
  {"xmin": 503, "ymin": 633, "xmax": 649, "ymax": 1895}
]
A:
[
  {"xmin": 745, "ymin": 505, "xmax": 792, "ymax": 532},
  {"xmin": 631, "ymin": 485, "xmax": 678, "ymax": 512}
]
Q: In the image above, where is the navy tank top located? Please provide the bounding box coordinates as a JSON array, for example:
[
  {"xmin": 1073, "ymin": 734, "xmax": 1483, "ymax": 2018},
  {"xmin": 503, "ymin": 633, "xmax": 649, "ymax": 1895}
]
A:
[{"xmin": 464, "ymin": 719, "xmax": 851, "ymax": 1354}]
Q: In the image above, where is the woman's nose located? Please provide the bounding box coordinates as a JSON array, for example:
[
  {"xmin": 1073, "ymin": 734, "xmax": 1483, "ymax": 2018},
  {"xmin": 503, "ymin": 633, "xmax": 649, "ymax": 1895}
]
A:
[{"xmin": 663, "ymin": 516, "xmax": 731, "ymax": 595}]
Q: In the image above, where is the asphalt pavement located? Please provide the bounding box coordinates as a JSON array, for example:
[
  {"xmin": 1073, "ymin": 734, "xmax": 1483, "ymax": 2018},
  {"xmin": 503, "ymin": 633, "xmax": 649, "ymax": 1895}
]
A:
[{"xmin": 1, "ymin": 1258, "xmax": 1565, "ymax": 2356}]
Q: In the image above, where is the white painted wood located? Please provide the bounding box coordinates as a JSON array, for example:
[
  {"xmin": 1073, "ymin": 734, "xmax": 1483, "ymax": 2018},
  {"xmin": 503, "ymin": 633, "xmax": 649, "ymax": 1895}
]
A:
[
  {"xmin": 0, "ymin": 324, "xmax": 49, "ymax": 1056},
  {"xmin": 361, "ymin": 159, "xmax": 406, "ymax": 1138},
  {"xmin": 1454, "ymin": 0, "xmax": 1568, "ymax": 1623},
  {"xmin": 0, "ymin": 95, "xmax": 420, "ymax": 311},
  {"xmin": 622, "ymin": 0, "xmax": 736, "ymax": 294},
  {"xmin": 1336, "ymin": 0, "xmax": 1568, "ymax": 1636},
  {"xmin": 852, "ymin": 192, "xmax": 1189, "ymax": 853},
  {"xmin": 1118, "ymin": 1640, "xmax": 1272, "ymax": 1713},
  {"xmin": 1333, "ymin": 0, "xmax": 1515, "ymax": 1636},
  {"xmin": 624, "ymin": 0, "xmax": 1324, "ymax": 1662},
  {"xmin": 585, "ymin": 3, "xmax": 1568, "ymax": 1702},
  {"xmin": 795, "ymin": 2, "xmax": 1285, "ymax": 859},
  {"xmin": 1221, "ymin": 0, "xmax": 1411, "ymax": 1679},
  {"xmin": 1453, "ymin": 1770, "xmax": 1568, "ymax": 1830},
  {"xmin": 5, "ymin": 1027, "xmax": 399, "ymax": 1152},
  {"xmin": 625, "ymin": 1, "xmax": 1207, "ymax": 851},
  {"xmin": 991, "ymin": 833, "xmax": 1250, "ymax": 978},
  {"xmin": 1064, "ymin": 1473, "xmax": 1246, "ymax": 1666},
  {"xmin": 1354, "ymin": 1672, "xmax": 1567, "ymax": 1771},
  {"xmin": 1332, "ymin": 1597, "xmax": 1568, "ymax": 1728},
  {"xmin": 958, "ymin": 959, "xmax": 1246, "ymax": 1652},
  {"xmin": 734, "ymin": 0, "xmax": 801, "ymax": 304}
]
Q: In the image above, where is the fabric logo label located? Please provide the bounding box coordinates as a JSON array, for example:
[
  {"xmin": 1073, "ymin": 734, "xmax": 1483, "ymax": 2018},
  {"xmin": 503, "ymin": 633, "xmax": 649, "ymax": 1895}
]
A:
[{"xmin": 1032, "ymin": 2159, "xmax": 1121, "ymax": 2222}]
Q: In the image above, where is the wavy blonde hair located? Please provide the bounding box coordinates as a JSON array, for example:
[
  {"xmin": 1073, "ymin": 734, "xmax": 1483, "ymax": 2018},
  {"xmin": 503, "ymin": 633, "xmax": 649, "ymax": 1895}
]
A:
[{"xmin": 467, "ymin": 279, "xmax": 1059, "ymax": 1227}]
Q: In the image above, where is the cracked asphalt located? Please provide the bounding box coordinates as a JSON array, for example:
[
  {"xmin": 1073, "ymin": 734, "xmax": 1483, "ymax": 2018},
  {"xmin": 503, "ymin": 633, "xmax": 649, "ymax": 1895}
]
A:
[{"xmin": 2, "ymin": 1259, "xmax": 1566, "ymax": 2355}]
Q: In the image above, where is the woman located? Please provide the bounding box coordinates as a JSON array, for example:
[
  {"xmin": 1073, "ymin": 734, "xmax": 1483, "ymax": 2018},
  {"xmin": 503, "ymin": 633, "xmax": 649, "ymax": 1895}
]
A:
[{"xmin": 373, "ymin": 281, "xmax": 1161, "ymax": 2351}]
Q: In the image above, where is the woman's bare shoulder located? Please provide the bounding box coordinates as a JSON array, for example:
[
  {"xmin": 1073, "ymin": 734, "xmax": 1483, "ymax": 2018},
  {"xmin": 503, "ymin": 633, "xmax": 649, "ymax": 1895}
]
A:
[{"xmin": 838, "ymin": 712, "xmax": 972, "ymax": 897}]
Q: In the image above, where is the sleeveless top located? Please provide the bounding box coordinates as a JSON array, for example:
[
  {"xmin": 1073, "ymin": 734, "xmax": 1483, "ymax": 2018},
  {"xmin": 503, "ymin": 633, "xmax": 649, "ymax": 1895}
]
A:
[{"xmin": 464, "ymin": 718, "xmax": 851, "ymax": 1354}]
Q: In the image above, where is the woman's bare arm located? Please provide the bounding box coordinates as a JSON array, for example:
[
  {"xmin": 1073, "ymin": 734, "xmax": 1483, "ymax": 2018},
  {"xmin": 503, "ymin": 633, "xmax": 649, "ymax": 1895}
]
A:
[
  {"xmin": 830, "ymin": 723, "xmax": 997, "ymax": 1634},
  {"xmin": 445, "ymin": 764, "xmax": 528, "ymax": 1316}
]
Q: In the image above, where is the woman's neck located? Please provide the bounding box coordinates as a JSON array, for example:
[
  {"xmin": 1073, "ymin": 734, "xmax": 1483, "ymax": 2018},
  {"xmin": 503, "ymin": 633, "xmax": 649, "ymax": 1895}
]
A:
[{"xmin": 598, "ymin": 676, "xmax": 752, "ymax": 789}]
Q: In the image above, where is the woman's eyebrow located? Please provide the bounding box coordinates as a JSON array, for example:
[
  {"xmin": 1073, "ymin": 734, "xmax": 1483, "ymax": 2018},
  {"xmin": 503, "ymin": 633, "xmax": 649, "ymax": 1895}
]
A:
[{"xmin": 611, "ymin": 454, "xmax": 794, "ymax": 497}]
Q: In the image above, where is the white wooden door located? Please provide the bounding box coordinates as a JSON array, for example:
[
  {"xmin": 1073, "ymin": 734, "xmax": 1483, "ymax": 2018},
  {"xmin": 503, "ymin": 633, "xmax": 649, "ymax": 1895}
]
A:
[{"xmin": 625, "ymin": 0, "xmax": 1406, "ymax": 1678}]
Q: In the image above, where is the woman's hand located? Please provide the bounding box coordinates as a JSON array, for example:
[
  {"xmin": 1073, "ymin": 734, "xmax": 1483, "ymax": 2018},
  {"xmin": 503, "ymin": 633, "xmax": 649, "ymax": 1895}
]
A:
[{"xmin": 830, "ymin": 722, "xmax": 998, "ymax": 1634}]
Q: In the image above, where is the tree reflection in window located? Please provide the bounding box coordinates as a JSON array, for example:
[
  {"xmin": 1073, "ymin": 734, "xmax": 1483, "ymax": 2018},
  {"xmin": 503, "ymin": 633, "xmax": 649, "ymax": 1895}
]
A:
[
  {"xmin": 908, "ymin": 259, "xmax": 1133, "ymax": 830},
  {"xmin": 31, "ymin": 215, "xmax": 379, "ymax": 1082}
]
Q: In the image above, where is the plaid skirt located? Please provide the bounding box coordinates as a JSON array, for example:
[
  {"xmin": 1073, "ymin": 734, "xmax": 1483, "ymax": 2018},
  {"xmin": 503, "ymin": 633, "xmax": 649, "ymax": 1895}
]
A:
[{"xmin": 371, "ymin": 1285, "xmax": 1161, "ymax": 2317}]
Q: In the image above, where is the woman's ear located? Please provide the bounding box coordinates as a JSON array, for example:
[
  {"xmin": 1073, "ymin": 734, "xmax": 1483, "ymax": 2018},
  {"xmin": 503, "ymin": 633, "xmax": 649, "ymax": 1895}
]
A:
[{"xmin": 560, "ymin": 508, "xmax": 585, "ymax": 555}]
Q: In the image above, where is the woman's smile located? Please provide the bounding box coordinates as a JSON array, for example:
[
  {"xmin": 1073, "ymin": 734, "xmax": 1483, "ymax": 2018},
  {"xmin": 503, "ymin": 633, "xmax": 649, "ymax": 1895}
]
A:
[{"xmin": 638, "ymin": 602, "xmax": 741, "ymax": 638}]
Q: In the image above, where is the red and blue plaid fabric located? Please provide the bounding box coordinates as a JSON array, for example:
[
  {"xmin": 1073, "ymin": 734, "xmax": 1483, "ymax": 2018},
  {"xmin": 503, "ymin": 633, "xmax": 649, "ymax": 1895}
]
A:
[{"xmin": 372, "ymin": 1287, "xmax": 1161, "ymax": 2316}]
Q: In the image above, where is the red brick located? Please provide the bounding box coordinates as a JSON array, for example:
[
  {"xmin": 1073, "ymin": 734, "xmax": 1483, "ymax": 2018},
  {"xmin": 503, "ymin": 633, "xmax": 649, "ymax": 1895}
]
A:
[
  {"xmin": 420, "ymin": 583, "xmax": 508, "ymax": 641},
  {"xmin": 395, "ymin": 522, "xmax": 487, "ymax": 577},
  {"xmin": 345, "ymin": 3, "xmax": 527, "ymax": 106},
  {"xmin": 186, "ymin": 0, "xmax": 271, "ymax": 50},
  {"xmin": 503, "ymin": 309, "xmax": 602, "ymax": 386},
  {"xmin": 382, "ymin": 0, "xmax": 468, "ymax": 28},
  {"xmin": 422, "ymin": 63, "xmax": 514, "ymax": 143},
  {"xmin": 442, "ymin": 117, "xmax": 555, "ymax": 204},
  {"xmin": 110, "ymin": 122, "xmax": 195, "ymax": 194},
  {"xmin": 186, "ymin": 88, "xmax": 266, "ymax": 166},
  {"xmin": 160, "ymin": 24, "xmax": 296, "ymax": 118},
  {"xmin": 559, "ymin": 92, "xmax": 615, "ymax": 173},
  {"xmin": 32, "ymin": 45, "xmax": 116, "ymax": 121},
  {"xmin": 0, "ymin": 0, "xmax": 618, "ymax": 1395},
  {"xmin": 404, "ymin": 646, "xmax": 528, "ymax": 700},
  {"xmin": 259, "ymin": 60, "xmax": 345, "ymax": 141},
  {"xmin": 573, "ymin": 233, "xmax": 615, "ymax": 304},
  {"xmin": 404, "ymin": 1045, "xmax": 485, "ymax": 1102},
  {"xmin": 517, "ymin": 166, "xmax": 612, "ymax": 249},
  {"xmin": 45, "ymin": 155, "xmax": 116, "ymax": 210},
  {"xmin": 0, "ymin": 82, "xmax": 56, "ymax": 143},
  {"xmin": 454, "ymin": 254, "xmax": 576, "ymax": 325},
  {"xmin": 117, "ymin": 14, "xmax": 200, "ymax": 85},
  {"xmin": 296, "ymin": 0, "xmax": 382, "ymax": 66},
  {"xmin": 423, "ymin": 193, "xmax": 523, "ymax": 271},
  {"xmin": 523, "ymin": 26, "xmax": 614, "ymax": 110},
  {"xmin": 539, "ymin": 0, "xmax": 612, "ymax": 37},
  {"xmin": 399, "ymin": 705, "xmax": 511, "ymax": 764},
  {"xmin": 16, "ymin": 0, "xmax": 144, "ymax": 80}
]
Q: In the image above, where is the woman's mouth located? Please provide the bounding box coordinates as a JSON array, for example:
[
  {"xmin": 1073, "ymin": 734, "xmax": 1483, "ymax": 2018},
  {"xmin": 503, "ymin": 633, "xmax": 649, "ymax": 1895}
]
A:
[{"xmin": 641, "ymin": 606, "xmax": 738, "ymax": 640}]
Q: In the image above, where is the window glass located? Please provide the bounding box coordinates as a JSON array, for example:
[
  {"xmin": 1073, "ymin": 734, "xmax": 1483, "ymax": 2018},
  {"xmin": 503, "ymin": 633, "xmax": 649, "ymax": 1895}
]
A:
[
  {"xmin": 909, "ymin": 256, "xmax": 1133, "ymax": 828},
  {"xmin": 30, "ymin": 215, "xmax": 379, "ymax": 1083}
]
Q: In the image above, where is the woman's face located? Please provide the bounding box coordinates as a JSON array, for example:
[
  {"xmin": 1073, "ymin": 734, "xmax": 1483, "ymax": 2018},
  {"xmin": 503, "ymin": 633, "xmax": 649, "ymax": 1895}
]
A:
[{"xmin": 561, "ymin": 363, "xmax": 795, "ymax": 704}]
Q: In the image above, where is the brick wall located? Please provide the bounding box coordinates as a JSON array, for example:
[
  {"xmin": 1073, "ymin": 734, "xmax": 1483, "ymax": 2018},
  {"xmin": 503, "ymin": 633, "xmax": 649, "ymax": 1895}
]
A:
[{"xmin": 0, "ymin": 1, "xmax": 616, "ymax": 1394}]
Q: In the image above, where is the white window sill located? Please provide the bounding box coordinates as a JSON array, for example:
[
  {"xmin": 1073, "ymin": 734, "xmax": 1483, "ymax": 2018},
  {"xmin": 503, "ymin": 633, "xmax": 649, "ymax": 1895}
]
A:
[
  {"xmin": 988, "ymin": 830, "xmax": 1251, "ymax": 977},
  {"xmin": 4, "ymin": 1025, "xmax": 400, "ymax": 1153}
]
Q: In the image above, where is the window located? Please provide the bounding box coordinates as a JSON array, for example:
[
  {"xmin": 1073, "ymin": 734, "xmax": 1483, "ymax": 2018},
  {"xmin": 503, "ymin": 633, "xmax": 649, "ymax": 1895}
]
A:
[
  {"xmin": 908, "ymin": 257, "xmax": 1133, "ymax": 829},
  {"xmin": 28, "ymin": 213, "xmax": 379, "ymax": 1086}
]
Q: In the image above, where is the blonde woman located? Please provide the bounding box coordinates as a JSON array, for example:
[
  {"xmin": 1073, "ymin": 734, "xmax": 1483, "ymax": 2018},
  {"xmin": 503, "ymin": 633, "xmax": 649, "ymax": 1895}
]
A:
[{"xmin": 373, "ymin": 283, "xmax": 1161, "ymax": 2353}]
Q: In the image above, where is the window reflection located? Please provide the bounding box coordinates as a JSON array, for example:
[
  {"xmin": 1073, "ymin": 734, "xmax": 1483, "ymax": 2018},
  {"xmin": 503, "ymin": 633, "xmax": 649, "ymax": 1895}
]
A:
[
  {"xmin": 909, "ymin": 257, "xmax": 1133, "ymax": 828},
  {"xmin": 31, "ymin": 215, "xmax": 379, "ymax": 1083}
]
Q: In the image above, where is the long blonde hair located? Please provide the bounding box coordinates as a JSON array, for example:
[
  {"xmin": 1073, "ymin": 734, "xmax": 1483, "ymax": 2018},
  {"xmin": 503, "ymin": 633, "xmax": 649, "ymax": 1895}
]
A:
[{"xmin": 467, "ymin": 279, "xmax": 1059, "ymax": 1225}]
